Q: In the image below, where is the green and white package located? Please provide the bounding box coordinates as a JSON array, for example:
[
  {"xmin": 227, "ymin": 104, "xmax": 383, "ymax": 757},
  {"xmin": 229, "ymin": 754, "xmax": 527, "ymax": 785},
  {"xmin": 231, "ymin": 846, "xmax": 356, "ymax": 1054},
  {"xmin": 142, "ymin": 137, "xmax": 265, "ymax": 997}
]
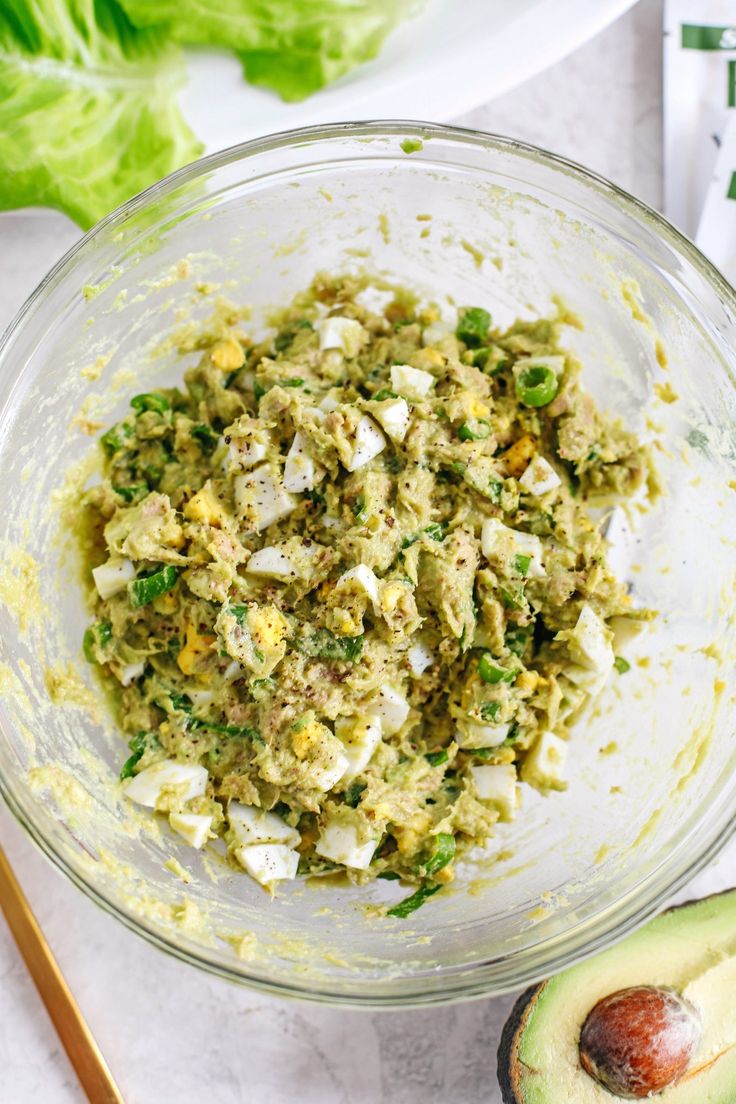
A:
[
  {"xmin": 664, "ymin": 0, "xmax": 736, "ymax": 236},
  {"xmin": 696, "ymin": 114, "xmax": 736, "ymax": 283}
]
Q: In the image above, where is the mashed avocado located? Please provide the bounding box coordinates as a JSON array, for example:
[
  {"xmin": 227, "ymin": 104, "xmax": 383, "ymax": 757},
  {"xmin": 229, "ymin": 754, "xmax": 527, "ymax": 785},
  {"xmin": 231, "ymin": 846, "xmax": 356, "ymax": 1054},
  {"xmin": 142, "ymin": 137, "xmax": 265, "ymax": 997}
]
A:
[{"xmin": 78, "ymin": 273, "xmax": 650, "ymax": 908}]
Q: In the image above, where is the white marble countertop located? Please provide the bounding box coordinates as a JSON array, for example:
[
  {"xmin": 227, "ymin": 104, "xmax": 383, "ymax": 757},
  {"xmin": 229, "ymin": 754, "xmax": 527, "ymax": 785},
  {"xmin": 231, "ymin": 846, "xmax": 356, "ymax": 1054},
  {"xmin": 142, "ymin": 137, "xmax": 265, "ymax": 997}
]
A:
[{"xmin": 4, "ymin": 1, "xmax": 736, "ymax": 1101}]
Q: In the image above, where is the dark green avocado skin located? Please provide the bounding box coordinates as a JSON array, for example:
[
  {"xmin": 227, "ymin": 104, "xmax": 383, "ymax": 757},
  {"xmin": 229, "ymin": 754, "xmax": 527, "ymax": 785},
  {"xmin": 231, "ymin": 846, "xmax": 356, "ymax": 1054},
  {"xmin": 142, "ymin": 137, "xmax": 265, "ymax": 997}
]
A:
[
  {"xmin": 497, "ymin": 983, "xmax": 546, "ymax": 1104},
  {"xmin": 495, "ymin": 889, "xmax": 736, "ymax": 1104}
]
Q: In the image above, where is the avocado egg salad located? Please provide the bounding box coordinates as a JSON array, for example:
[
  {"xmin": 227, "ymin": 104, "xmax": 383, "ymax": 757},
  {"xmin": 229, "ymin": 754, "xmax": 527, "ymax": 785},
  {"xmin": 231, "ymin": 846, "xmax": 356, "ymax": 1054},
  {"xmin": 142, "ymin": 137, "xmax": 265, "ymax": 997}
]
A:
[{"xmin": 79, "ymin": 274, "xmax": 650, "ymax": 915}]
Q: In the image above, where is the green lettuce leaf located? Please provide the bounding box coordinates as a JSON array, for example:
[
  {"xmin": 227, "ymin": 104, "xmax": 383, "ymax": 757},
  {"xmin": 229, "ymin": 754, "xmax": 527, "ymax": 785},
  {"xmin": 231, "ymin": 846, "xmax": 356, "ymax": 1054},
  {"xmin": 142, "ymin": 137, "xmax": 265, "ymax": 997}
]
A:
[
  {"xmin": 0, "ymin": 0, "xmax": 203, "ymax": 228},
  {"xmin": 119, "ymin": 0, "xmax": 419, "ymax": 102}
]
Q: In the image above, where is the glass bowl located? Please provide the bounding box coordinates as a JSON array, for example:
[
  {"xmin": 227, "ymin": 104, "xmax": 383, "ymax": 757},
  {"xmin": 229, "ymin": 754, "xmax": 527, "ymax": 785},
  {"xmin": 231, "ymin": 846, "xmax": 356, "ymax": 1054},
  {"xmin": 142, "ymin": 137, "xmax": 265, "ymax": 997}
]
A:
[{"xmin": 1, "ymin": 123, "xmax": 735, "ymax": 1007}]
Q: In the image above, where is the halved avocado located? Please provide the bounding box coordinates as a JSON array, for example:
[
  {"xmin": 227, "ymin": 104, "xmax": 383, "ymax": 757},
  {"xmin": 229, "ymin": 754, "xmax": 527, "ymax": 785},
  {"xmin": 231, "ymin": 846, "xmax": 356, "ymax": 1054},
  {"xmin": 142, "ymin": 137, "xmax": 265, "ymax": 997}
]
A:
[{"xmin": 498, "ymin": 888, "xmax": 736, "ymax": 1103}]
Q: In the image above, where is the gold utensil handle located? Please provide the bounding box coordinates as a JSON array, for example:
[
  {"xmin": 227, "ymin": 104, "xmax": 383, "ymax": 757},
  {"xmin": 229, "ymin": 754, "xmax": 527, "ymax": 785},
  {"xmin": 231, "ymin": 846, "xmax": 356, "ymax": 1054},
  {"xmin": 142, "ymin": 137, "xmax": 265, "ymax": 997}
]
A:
[{"xmin": 0, "ymin": 844, "xmax": 124, "ymax": 1104}]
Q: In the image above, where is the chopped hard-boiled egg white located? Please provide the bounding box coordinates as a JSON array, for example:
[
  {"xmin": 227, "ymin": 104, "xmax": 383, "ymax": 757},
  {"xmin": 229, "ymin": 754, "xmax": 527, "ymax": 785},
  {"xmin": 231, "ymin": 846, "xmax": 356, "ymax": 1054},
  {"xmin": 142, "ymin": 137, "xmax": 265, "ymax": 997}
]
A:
[
  {"xmin": 227, "ymin": 802, "xmax": 300, "ymax": 847},
  {"xmin": 566, "ymin": 603, "xmax": 615, "ymax": 672},
  {"xmin": 318, "ymin": 392, "xmax": 340, "ymax": 413},
  {"xmin": 310, "ymin": 750, "xmax": 350, "ymax": 793},
  {"xmin": 234, "ymin": 843, "xmax": 299, "ymax": 887},
  {"xmin": 222, "ymin": 659, "xmax": 242, "ymax": 681},
  {"xmin": 283, "ymin": 431, "xmax": 323, "ymax": 493},
  {"xmin": 368, "ymin": 685, "xmax": 409, "ymax": 735},
  {"xmin": 334, "ymin": 715, "xmax": 382, "ymax": 779},
  {"xmin": 522, "ymin": 729, "xmax": 568, "ymax": 790},
  {"xmin": 335, "ymin": 564, "xmax": 380, "ymax": 606},
  {"xmin": 246, "ymin": 545, "xmax": 296, "ymax": 580},
  {"xmin": 222, "ymin": 430, "xmax": 269, "ymax": 474},
  {"xmin": 119, "ymin": 660, "xmax": 144, "ymax": 687},
  {"xmin": 344, "ymin": 415, "xmax": 386, "ymax": 472},
  {"xmin": 92, "ymin": 557, "xmax": 135, "ymax": 600},
  {"xmin": 317, "ymin": 316, "xmax": 366, "ymax": 356},
  {"xmin": 519, "ymin": 455, "xmax": 562, "ymax": 497},
  {"xmin": 233, "ymin": 464, "xmax": 298, "ymax": 531},
  {"xmin": 421, "ymin": 322, "xmax": 450, "ymax": 347},
  {"xmin": 390, "ymin": 363, "xmax": 435, "ymax": 401},
  {"xmin": 187, "ymin": 688, "xmax": 214, "ymax": 708},
  {"xmin": 124, "ymin": 760, "xmax": 208, "ymax": 808},
  {"xmin": 169, "ymin": 812, "xmax": 213, "ymax": 849},
  {"xmin": 407, "ymin": 641, "xmax": 434, "ymax": 676},
  {"xmin": 481, "ymin": 517, "xmax": 545, "ymax": 578},
  {"xmin": 456, "ymin": 719, "xmax": 511, "ymax": 749},
  {"xmin": 372, "ymin": 397, "xmax": 410, "ymax": 442},
  {"xmin": 470, "ymin": 764, "xmax": 519, "ymax": 821},
  {"xmin": 563, "ymin": 662, "xmax": 608, "ymax": 697},
  {"xmin": 315, "ymin": 821, "xmax": 377, "ymax": 870}
]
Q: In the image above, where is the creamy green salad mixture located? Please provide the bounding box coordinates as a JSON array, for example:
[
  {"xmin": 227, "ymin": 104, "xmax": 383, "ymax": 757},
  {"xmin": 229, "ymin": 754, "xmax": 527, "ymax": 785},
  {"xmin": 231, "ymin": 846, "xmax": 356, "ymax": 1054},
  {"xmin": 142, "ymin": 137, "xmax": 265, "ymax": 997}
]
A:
[{"xmin": 79, "ymin": 274, "xmax": 649, "ymax": 916}]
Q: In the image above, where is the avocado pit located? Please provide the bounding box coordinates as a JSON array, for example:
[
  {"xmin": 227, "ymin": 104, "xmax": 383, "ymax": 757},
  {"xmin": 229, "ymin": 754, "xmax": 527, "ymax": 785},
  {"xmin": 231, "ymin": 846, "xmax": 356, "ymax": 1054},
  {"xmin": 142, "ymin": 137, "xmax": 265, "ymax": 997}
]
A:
[{"xmin": 578, "ymin": 986, "xmax": 701, "ymax": 1098}]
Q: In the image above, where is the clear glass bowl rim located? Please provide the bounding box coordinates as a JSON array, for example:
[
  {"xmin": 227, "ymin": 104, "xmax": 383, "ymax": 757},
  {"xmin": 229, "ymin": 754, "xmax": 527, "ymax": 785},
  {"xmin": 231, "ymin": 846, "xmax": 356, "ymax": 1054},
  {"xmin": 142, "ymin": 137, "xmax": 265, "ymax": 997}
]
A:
[{"xmin": 1, "ymin": 119, "xmax": 735, "ymax": 1008}]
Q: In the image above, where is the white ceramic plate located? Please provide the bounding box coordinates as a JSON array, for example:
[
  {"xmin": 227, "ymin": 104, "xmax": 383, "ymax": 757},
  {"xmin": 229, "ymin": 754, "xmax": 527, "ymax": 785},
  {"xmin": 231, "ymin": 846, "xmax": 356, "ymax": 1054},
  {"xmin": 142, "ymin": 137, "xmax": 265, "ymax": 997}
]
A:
[{"xmin": 182, "ymin": 0, "xmax": 640, "ymax": 151}]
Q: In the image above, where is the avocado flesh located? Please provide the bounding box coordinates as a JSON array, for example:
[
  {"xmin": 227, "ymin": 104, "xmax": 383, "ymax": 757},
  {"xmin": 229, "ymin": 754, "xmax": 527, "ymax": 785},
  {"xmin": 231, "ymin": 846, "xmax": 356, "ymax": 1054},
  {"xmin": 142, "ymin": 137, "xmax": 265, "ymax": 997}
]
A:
[{"xmin": 509, "ymin": 889, "xmax": 736, "ymax": 1103}]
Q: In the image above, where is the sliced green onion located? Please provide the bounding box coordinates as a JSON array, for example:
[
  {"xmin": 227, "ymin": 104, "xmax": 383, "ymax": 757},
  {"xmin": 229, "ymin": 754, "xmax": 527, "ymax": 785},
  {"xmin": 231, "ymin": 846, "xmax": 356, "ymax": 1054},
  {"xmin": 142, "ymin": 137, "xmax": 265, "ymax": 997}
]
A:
[
  {"xmin": 142, "ymin": 463, "xmax": 164, "ymax": 487},
  {"xmin": 128, "ymin": 565, "xmax": 179, "ymax": 609},
  {"xmin": 251, "ymin": 677, "xmax": 275, "ymax": 699},
  {"xmin": 614, "ymin": 656, "xmax": 631, "ymax": 674},
  {"xmin": 293, "ymin": 629, "xmax": 364, "ymax": 663},
  {"xmin": 503, "ymin": 722, "xmax": 520, "ymax": 746},
  {"xmin": 457, "ymin": 419, "xmax": 491, "ymax": 442},
  {"xmin": 374, "ymin": 388, "xmax": 398, "ymax": 401},
  {"xmin": 515, "ymin": 365, "xmax": 559, "ymax": 408},
  {"xmin": 189, "ymin": 718, "xmax": 262, "ymax": 741},
  {"xmin": 112, "ymin": 483, "xmax": 148, "ymax": 503},
  {"xmin": 131, "ymin": 392, "xmax": 170, "ymax": 415},
  {"xmin": 253, "ymin": 381, "xmax": 269, "ymax": 401},
  {"xmin": 478, "ymin": 654, "xmax": 518, "ymax": 684},
  {"xmin": 425, "ymin": 749, "xmax": 449, "ymax": 767},
  {"xmin": 505, "ymin": 627, "xmax": 530, "ymax": 658},
  {"xmin": 479, "ymin": 701, "xmax": 501, "ymax": 722},
  {"xmin": 353, "ymin": 494, "xmax": 367, "ymax": 522},
  {"xmin": 419, "ymin": 834, "xmax": 455, "ymax": 876},
  {"xmin": 169, "ymin": 691, "xmax": 192, "ymax": 713},
  {"xmin": 281, "ymin": 378, "xmax": 304, "ymax": 388},
  {"xmin": 514, "ymin": 553, "xmax": 531, "ymax": 577},
  {"xmin": 402, "ymin": 522, "xmax": 447, "ymax": 548},
  {"xmin": 274, "ymin": 319, "xmax": 313, "ymax": 353},
  {"xmin": 100, "ymin": 421, "xmax": 133, "ymax": 454},
  {"xmin": 400, "ymin": 138, "xmax": 423, "ymax": 154},
  {"xmin": 500, "ymin": 583, "xmax": 526, "ymax": 610},
  {"xmin": 344, "ymin": 780, "xmax": 367, "ymax": 808},
  {"xmin": 469, "ymin": 747, "xmax": 500, "ymax": 761},
  {"xmin": 387, "ymin": 883, "xmax": 442, "ymax": 918},
  {"xmin": 82, "ymin": 621, "xmax": 112, "ymax": 663},
  {"xmin": 120, "ymin": 731, "xmax": 156, "ymax": 780},
  {"xmin": 423, "ymin": 522, "xmax": 446, "ymax": 542},
  {"xmin": 191, "ymin": 424, "xmax": 219, "ymax": 453},
  {"xmin": 487, "ymin": 477, "xmax": 504, "ymax": 504},
  {"xmin": 456, "ymin": 307, "xmax": 491, "ymax": 348},
  {"xmin": 473, "ymin": 346, "xmax": 509, "ymax": 374}
]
